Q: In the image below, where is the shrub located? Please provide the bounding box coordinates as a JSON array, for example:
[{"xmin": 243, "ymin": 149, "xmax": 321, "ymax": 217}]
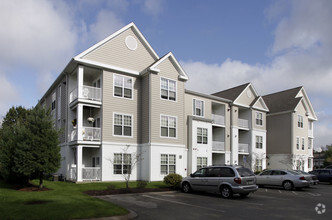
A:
[
  {"xmin": 136, "ymin": 180, "xmax": 148, "ymax": 189},
  {"xmin": 163, "ymin": 173, "xmax": 182, "ymax": 188}
]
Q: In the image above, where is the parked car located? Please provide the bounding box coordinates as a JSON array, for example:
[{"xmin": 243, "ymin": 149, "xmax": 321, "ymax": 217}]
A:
[
  {"xmin": 324, "ymin": 165, "xmax": 332, "ymax": 169},
  {"xmin": 181, "ymin": 165, "xmax": 258, "ymax": 199},
  {"xmin": 256, "ymin": 169, "xmax": 311, "ymax": 190},
  {"xmin": 294, "ymin": 170, "xmax": 319, "ymax": 185},
  {"xmin": 309, "ymin": 169, "xmax": 332, "ymax": 184}
]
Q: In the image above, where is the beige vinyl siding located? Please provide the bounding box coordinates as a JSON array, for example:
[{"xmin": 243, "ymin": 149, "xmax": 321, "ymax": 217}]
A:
[
  {"xmin": 293, "ymin": 102, "xmax": 309, "ymax": 154},
  {"xmin": 150, "ymin": 58, "xmax": 185, "ymax": 145},
  {"xmin": 83, "ymin": 28, "xmax": 156, "ymax": 73},
  {"xmin": 141, "ymin": 74, "xmax": 150, "ymax": 144},
  {"xmin": 231, "ymin": 106, "xmax": 239, "ymax": 127},
  {"xmin": 184, "ymin": 92, "xmax": 231, "ymax": 151},
  {"xmin": 266, "ymin": 113, "xmax": 292, "ymax": 154},
  {"xmin": 235, "ymin": 87, "xmax": 256, "ymax": 106},
  {"xmin": 252, "ymin": 111, "xmax": 266, "ymax": 131},
  {"xmin": 102, "ymin": 70, "xmax": 140, "ymax": 143}
]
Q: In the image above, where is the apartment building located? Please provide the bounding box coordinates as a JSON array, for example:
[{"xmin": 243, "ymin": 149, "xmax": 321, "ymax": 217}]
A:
[
  {"xmin": 212, "ymin": 83, "xmax": 269, "ymax": 172},
  {"xmin": 263, "ymin": 87, "xmax": 317, "ymax": 172},
  {"xmin": 40, "ymin": 23, "xmax": 315, "ymax": 182}
]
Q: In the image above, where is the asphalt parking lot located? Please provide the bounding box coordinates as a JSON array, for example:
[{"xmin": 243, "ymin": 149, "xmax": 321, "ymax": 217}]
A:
[{"xmin": 99, "ymin": 183, "xmax": 332, "ymax": 220}]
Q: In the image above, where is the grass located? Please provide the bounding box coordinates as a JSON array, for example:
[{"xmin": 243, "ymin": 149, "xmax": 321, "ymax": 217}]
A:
[{"xmin": 0, "ymin": 179, "xmax": 167, "ymax": 220}]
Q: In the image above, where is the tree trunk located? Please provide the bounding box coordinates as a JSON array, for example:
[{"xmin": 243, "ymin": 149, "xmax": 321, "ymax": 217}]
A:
[{"xmin": 39, "ymin": 173, "xmax": 43, "ymax": 190}]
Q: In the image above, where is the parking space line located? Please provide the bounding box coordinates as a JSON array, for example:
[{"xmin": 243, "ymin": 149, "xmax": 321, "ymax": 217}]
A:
[
  {"xmin": 307, "ymin": 193, "xmax": 321, "ymax": 197},
  {"xmin": 142, "ymin": 195, "xmax": 225, "ymax": 213},
  {"xmin": 265, "ymin": 189, "xmax": 268, "ymax": 192},
  {"xmin": 291, "ymin": 191, "xmax": 298, "ymax": 195},
  {"xmin": 278, "ymin": 190, "xmax": 282, "ymax": 193}
]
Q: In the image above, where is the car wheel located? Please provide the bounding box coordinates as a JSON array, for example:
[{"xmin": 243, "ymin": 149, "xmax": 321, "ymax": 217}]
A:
[
  {"xmin": 258, "ymin": 184, "xmax": 264, "ymax": 188},
  {"xmin": 220, "ymin": 186, "xmax": 233, "ymax": 199},
  {"xmin": 240, "ymin": 193, "xmax": 249, "ymax": 198},
  {"xmin": 283, "ymin": 181, "xmax": 293, "ymax": 190},
  {"xmin": 182, "ymin": 182, "xmax": 191, "ymax": 193}
]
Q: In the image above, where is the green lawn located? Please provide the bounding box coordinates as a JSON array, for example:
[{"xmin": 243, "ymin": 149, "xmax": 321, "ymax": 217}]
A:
[{"xmin": 0, "ymin": 180, "xmax": 167, "ymax": 220}]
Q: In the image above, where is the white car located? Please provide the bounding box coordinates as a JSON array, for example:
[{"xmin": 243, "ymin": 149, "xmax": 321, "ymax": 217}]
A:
[{"xmin": 256, "ymin": 169, "xmax": 310, "ymax": 190}]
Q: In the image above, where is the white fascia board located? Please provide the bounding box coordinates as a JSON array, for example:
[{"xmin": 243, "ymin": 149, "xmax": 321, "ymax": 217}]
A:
[
  {"xmin": 233, "ymin": 83, "xmax": 257, "ymax": 104},
  {"xmin": 75, "ymin": 22, "xmax": 159, "ymax": 60},
  {"xmin": 74, "ymin": 58, "xmax": 140, "ymax": 76},
  {"xmin": 233, "ymin": 102, "xmax": 250, "ymax": 109},
  {"xmin": 252, "ymin": 96, "xmax": 270, "ymax": 112},
  {"xmin": 296, "ymin": 88, "xmax": 318, "ymax": 120},
  {"xmin": 149, "ymin": 52, "xmax": 189, "ymax": 81}
]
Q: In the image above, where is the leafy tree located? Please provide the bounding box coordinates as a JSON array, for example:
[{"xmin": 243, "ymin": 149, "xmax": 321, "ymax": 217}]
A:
[
  {"xmin": 323, "ymin": 145, "xmax": 332, "ymax": 167},
  {"xmin": 0, "ymin": 106, "xmax": 30, "ymax": 183},
  {"xmin": 0, "ymin": 105, "xmax": 61, "ymax": 189}
]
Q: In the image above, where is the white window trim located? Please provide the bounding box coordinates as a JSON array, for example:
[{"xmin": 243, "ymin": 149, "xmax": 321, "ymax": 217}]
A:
[
  {"xmin": 255, "ymin": 111, "xmax": 263, "ymax": 126},
  {"xmin": 296, "ymin": 136, "xmax": 300, "ymax": 150},
  {"xmin": 192, "ymin": 98, "xmax": 205, "ymax": 117},
  {"xmin": 160, "ymin": 153, "xmax": 176, "ymax": 175},
  {"xmin": 197, "ymin": 157, "xmax": 208, "ymax": 170},
  {"xmin": 255, "ymin": 135, "xmax": 263, "ymax": 149},
  {"xmin": 297, "ymin": 115, "xmax": 304, "ymax": 129},
  {"xmin": 113, "ymin": 153, "xmax": 132, "ymax": 175},
  {"xmin": 160, "ymin": 77, "xmax": 177, "ymax": 102},
  {"xmin": 160, "ymin": 114, "xmax": 177, "ymax": 139},
  {"xmin": 197, "ymin": 127, "xmax": 208, "ymax": 144},
  {"xmin": 113, "ymin": 73, "xmax": 134, "ymax": 100},
  {"xmin": 112, "ymin": 112, "xmax": 133, "ymax": 138}
]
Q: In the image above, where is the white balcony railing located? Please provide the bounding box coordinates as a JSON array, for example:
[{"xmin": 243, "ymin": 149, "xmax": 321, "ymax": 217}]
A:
[
  {"xmin": 238, "ymin": 118, "xmax": 249, "ymax": 129},
  {"xmin": 212, "ymin": 114, "xmax": 225, "ymax": 126},
  {"xmin": 238, "ymin": 143, "xmax": 249, "ymax": 153},
  {"xmin": 69, "ymin": 85, "xmax": 102, "ymax": 104},
  {"xmin": 70, "ymin": 127, "xmax": 101, "ymax": 141},
  {"xmin": 212, "ymin": 141, "xmax": 225, "ymax": 151},
  {"xmin": 83, "ymin": 167, "xmax": 101, "ymax": 181}
]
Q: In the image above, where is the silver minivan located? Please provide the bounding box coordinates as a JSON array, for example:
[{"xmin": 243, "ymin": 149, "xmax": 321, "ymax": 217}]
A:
[{"xmin": 181, "ymin": 165, "xmax": 258, "ymax": 198}]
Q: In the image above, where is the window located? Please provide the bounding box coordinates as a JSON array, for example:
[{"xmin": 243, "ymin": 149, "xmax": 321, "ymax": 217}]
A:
[
  {"xmin": 308, "ymin": 159, "xmax": 312, "ymax": 169},
  {"xmin": 113, "ymin": 113, "xmax": 132, "ymax": 137},
  {"xmin": 114, "ymin": 74, "xmax": 133, "ymax": 99},
  {"xmin": 298, "ymin": 115, "xmax": 303, "ymax": 128},
  {"xmin": 161, "ymin": 77, "xmax": 176, "ymax": 101},
  {"xmin": 113, "ymin": 153, "xmax": 131, "ymax": 174},
  {"xmin": 161, "ymin": 154, "xmax": 176, "ymax": 175},
  {"xmin": 296, "ymin": 137, "xmax": 300, "ymax": 150},
  {"xmin": 193, "ymin": 99, "xmax": 204, "ymax": 116},
  {"xmin": 302, "ymin": 138, "xmax": 305, "ymax": 150},
  {"xmin": 256, "ymin": 136, "xmax": 263, "ymax": 149},
  {"xmin": 256, "ymin": 112, "xmax": 263, "ymax": 126},
  {"xmin": 197, "ymin": 157, "xmax": 207, "ymax": 170},
  {"xmin": 308, "ymin": 138, "xmax": 312, "ymax": 149},
  {"xmin": 161, "ymin": 115, "xmax": 176, "ymax": 138},
  {"xmin": 255, "ymin": 159, "xmax": 263, "ymax": 172},
  {"xmin": 51, "ymin": 92, "xmax": 56, "ymax": 111},
  {"xmin": 197, "ymin": 128, "xmax": 208, "ymax": 144}
]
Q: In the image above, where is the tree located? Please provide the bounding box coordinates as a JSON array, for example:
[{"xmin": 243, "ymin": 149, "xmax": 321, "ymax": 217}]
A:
[
  {"xmin": 0, "ymin": 106, "xmax": 30, "ymax": 183},
  {"xmin": 0, "ymin": 105, "xmax": 61, "ymax": 189},
  {"xmin": 109, "ymin": 145, "xmax": 144, "ymax": 188},
  {"xmin": 323, "ymin": 145, "xmax": 332, "ymax": 167}
]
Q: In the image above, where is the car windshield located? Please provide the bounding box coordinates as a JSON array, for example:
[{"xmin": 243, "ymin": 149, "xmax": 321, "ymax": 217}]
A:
[{"xmin": 236, "ymin": 168, "xmax": 255, "ymax": 177}]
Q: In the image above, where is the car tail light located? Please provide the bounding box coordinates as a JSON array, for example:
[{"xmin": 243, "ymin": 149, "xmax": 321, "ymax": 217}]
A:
[
  {"xmin": 234, "ymin": 178, "xmax": 242, "ymax": 184},
  {"xmin": 299, "ymin": 176, "xmax": 305, "ymax": 180}
]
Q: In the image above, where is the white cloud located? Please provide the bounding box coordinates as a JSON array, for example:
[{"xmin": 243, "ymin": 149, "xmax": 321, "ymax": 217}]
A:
[
  {"xmin": 0, "ymin": 73, "xmax": 19, "ymax": 117},
  {"xmin": 88, "ymin": 10, "xmax": 125, "ymax": 42},
  {"xmin": 182, "ymin": 0, "xmax": 332, "ymax": 147},
  {"xmin": 0, "ymin": 0, "xmax": 77, "ymax": 72},
  {"xmin": 142, "ymin": 0, "xmax": 164, "ymax": 17}
]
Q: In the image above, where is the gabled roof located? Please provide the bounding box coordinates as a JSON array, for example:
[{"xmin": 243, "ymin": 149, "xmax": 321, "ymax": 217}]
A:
[
  {"xmin": 263, "ymin": 87, "xmax": 303, "ymax": 114},
  {"xmin": 142, "ymin": 52, "xmax": 189, "ymax": 80},
  {"xmin": 251, "ymin": 96, "xmax": 269, "ymax": 112},
  {"xmin": 75, "ymin": 22, "xmax": 159, "ymax": 60},
  {"xmin": 212, "ymin": 83, "xmax": 251, "ymax": 101}
]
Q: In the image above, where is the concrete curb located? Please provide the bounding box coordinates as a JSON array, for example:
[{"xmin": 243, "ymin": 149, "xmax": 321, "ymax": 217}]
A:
[{"xmin": 77, "ymin": 209, "xmax": 137, "ymax": 220}]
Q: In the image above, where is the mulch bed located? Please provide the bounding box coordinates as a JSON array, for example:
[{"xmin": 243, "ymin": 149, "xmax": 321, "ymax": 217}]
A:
[
  {"xmin": 13, "ymin": 183, "xmax": 50, "ymax": 192},
  {"xmin": 84, "ymin": 187, "xmax": 174, "ymax": 196}
]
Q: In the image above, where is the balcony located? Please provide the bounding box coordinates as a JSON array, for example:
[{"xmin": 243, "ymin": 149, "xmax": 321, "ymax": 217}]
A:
[
  {"xmin": 71, "ymin": 127, "xmax": 101, "ymax": 142},
  {"xmin": 83, "ymin": 167, "xmax": 101, "ymax": 181},
  {"xmin": 212, "ymin": 141, "xmax": 225, "ymax": 151},
  {"xmin": 69, "ymin": 85, "xmax": 102, "ymax": 104},
  {"xmin": 212, "ymin": 114, "xmax": 225, "ymax": 126},
  {"xmin": 238, "ymin": 143, "xmax": 249, "ymax": 153},
  {"xmin": 238, "ymin": 118, "xmax": 249, "ymax": 129}
]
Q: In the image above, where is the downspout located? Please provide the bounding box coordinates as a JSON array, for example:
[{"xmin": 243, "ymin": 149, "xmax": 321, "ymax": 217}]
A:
[{"xmin": 229, "ymin": 103, "xmax": 233, "ymax": 165}]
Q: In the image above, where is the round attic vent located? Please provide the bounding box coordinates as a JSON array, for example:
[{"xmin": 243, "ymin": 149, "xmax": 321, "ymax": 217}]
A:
[{"xmin": 125, "ymin": 35, "xmax": 137, "ymax": 51}]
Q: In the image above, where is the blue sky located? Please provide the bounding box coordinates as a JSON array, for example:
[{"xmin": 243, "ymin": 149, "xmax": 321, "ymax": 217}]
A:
[{"xmin": 0, "ymin": 0, "xmax": 331, "ymax": 149}]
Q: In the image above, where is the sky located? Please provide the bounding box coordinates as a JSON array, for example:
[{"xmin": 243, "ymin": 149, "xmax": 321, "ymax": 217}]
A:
[{"xmin": 0, "ymin": 0, "xmax": 331, "ymax": 149}]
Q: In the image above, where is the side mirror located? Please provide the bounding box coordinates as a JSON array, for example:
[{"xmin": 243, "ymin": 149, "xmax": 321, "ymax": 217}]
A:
[{"xmin": 190, "ymin": 173, "xmax": 194, "ymax": 177}]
